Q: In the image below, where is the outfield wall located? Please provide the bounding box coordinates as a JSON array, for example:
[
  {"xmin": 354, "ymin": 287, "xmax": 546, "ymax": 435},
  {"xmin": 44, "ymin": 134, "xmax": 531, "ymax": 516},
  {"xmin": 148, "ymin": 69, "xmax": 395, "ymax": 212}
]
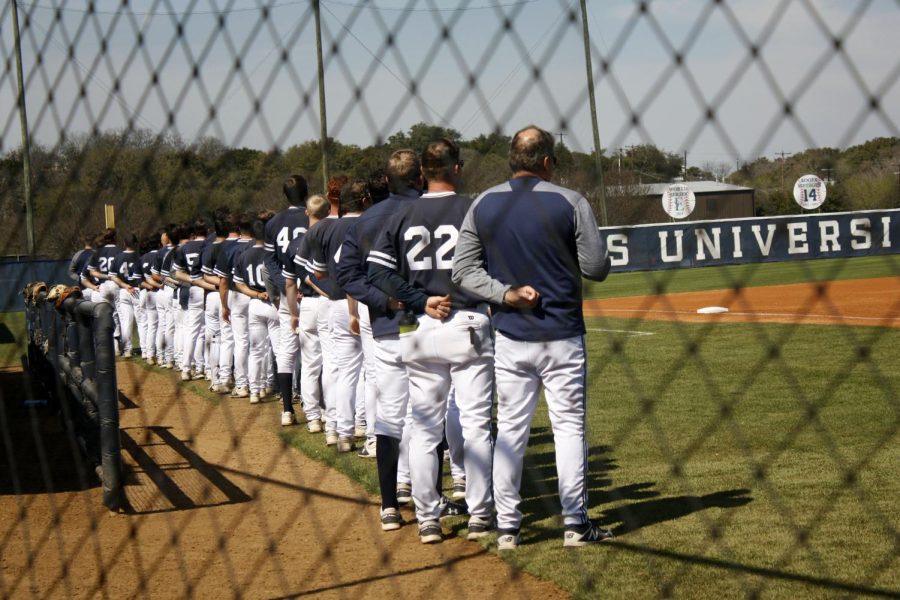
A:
[
  {"xmin": 602, "ymin": 208, "xmax": 899, "ymax": 272},
  {"xmin": 1, "ymin": 258, "xmax": 72, "ymax": 312},
  {"xmin": 1, "ymin": 209, "xmax": 897, "ymax": 311}
]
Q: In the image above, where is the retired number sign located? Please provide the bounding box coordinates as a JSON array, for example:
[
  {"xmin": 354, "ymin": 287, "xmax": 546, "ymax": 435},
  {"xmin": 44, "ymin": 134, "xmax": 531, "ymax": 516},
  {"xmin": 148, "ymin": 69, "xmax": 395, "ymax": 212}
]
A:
[
  {"xmin": 662, "ymin": 183, "xmax": 696, "ymax": 220},
  {"xmin": 793, "ymin": 174, "xmax": 826, "ymax": 210}
]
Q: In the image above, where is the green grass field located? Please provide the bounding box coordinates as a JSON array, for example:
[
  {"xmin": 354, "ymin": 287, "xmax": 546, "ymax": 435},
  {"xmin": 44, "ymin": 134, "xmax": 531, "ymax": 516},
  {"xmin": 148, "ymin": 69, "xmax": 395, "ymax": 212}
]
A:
[{"xmin": 282, "ymin": 254, "xmax": 899, "ymax": 598}]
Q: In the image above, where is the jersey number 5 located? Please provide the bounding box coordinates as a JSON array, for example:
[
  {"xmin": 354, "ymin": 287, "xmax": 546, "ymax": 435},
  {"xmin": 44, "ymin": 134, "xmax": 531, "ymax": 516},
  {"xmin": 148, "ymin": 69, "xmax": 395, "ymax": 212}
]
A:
[{"xmin": 404, "ymin": 225, "xmax": 458, "ymax": 271}]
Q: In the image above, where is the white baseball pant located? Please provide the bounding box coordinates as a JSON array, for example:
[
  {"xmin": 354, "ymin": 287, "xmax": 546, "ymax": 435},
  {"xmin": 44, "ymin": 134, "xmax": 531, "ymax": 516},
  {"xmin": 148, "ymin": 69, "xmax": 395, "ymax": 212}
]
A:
[
  {"xmin": 249, "ymin": 298, "xmax": 280, "ymax": 395},
  {"xmin": 297, "ymin": 295, "xmax": 323, "ymax": 422},
  {"xmin": 156, "ymin": 286, "xmax": 176, "ymax": 364},
  {"xmin": 181, "ymin": 286, "xmax": 205, "ymax": 374},
  {"xmin": 404, "ymin": 309, "xmax": 494, "ymax": 522},
  {"xmin": 373, "ymin": 333, "xmax": 413, "ymax": 488},
  {"xmin": 357, "ymin": 304, "xmax": 378, "ymax": 440},
  {"xmin": 228, "ymin": 292, "xmax": 251, "ymax": 390},
  {"xmin": 316, "ymin": 296, "xmax": 337, "ymax": 433},
  {"xmin": 445, "ymin": 387, "xmax": 466, "ymax": 482},
  {"xmin": 493, "ymin": 332, "xmax": 589, "ymax": 530},
  {"xmin": 204, "ymin": 291, "xmax": 220, "ymax": 379},
  {"xmin": 142, "ymin": 290, "xmax": 158, "ymax": 359},
  {"xmin": 116, "ymin": 288, "xmax": 137, "ymax": 354},
  {"xmin": 329, "ymin": 298, "xmax": 362, "ymax": 439}
]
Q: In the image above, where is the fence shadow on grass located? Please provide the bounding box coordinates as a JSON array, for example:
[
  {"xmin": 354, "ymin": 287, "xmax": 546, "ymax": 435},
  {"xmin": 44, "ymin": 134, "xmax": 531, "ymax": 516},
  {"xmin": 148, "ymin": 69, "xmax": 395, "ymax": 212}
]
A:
[{"xmin": 518, "ymin": 436, "xmax": 753, "ymax": 542}]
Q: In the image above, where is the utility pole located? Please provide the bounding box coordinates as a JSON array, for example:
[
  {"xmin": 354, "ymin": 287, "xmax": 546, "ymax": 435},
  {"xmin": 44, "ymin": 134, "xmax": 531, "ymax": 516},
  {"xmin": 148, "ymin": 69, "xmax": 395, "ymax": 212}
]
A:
[
  {"xmin": 12, "ymin": 0, "xmax": 35, "ymax": 257},
  {"xmin": 578, "ymin": 0, "xmax": 608, "ymax": 226},
  {"xmin": 683, "ymin": 150, "xmax": 687, "ymax": 181},
  {"xmin": 895, "ymin": 164, "xmax": 900, "ymax": 207},
  {"xmin": 313, "ymin": 0, "xmax": 329, "ymax": 190},
  {"xmin": 556, "ymin": 131, "xmax": 567, "ymax": 146},
  {"xmin": 775, "ymin": 150, "xmax": 790, "ymax": 192}
]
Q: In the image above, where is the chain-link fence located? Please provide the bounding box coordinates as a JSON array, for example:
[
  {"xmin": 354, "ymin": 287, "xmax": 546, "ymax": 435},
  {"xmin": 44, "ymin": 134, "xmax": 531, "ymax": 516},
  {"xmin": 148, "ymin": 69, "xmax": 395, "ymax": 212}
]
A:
[{"xmin": 2, "ymin": 1, "xmax": 898, "ymax": 598}]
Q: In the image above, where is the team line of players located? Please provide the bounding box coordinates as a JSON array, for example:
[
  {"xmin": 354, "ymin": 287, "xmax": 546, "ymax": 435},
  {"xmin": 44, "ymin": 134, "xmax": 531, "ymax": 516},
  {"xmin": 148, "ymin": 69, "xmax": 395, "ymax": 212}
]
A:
[{"xmin": 69, "ymin": 128, "xmax": 613, "ymax": 548}]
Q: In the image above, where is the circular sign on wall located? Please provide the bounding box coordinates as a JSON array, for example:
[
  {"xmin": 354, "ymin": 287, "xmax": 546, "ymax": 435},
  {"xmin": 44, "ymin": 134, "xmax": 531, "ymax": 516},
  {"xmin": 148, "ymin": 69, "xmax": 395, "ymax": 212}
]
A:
[
  {"xmin": 793, "ymin": 174, "xmax": 826, "ymax": 210},
  {"xmin": 662, "ymin": 184, "xmax": 696, "ymax": 219}
]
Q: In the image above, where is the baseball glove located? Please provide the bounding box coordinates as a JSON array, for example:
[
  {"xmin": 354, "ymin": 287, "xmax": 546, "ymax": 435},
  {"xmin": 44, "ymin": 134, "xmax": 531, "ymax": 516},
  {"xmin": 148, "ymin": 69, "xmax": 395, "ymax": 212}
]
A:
[
  {"xmin": 56, "ymin": 286, "xmax": 83, "ymax": 309},
  {"xmin": 23, "ymin": 281, "xmax": 48, "ymax": 305},
  {"xmin": 46, "ymin": 284, "xmax": 68, "ymax": 304}
]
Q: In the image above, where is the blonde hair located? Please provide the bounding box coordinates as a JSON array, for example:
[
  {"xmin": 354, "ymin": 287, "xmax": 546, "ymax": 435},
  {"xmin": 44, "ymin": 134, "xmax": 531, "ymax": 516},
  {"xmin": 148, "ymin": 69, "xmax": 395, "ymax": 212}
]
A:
[{"xmin": 305, "ymin": 194, "xmax": 331, "ymax": 220}]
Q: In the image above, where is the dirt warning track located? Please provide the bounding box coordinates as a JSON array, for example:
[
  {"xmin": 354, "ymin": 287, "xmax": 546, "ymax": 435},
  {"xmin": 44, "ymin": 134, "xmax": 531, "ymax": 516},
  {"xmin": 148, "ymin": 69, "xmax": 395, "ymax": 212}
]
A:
[
  {"xmin": 583, "ymin": 277, "xmax": 900, "ymax": 328},
  {"xmin": 0, "ymin": 363, "xmax": 565, "ymax": 599}
]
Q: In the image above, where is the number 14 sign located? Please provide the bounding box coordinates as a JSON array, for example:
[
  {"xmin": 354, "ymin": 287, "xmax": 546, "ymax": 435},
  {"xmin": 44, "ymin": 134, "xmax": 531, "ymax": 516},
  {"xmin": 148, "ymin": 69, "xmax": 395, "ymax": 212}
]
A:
[{"xmin": 793, "ymin": 174, "xmax": 826, "ymax": 210}]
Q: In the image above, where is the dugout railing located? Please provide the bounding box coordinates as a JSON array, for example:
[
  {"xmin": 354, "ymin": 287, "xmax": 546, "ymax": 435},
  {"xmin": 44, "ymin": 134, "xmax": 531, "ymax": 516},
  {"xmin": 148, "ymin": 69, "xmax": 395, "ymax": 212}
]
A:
[{"xmin": 23, "ymin": 287, "xmax": 123, "ymax": 512}]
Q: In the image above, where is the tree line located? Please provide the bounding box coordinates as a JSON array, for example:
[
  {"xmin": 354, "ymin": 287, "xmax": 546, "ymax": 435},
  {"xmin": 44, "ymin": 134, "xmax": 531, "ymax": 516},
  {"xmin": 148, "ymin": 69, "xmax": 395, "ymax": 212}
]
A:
[{"xmin": 1, "ymin": 122, "xmax": 896, "ymax": 258}]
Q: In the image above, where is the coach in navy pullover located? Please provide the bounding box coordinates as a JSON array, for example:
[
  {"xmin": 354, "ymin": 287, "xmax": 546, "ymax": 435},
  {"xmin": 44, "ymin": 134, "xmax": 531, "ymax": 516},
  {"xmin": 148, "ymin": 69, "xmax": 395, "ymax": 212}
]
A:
[{"xmin": 451, "ymin": 127, "xmax": 611, "ymax": 341}]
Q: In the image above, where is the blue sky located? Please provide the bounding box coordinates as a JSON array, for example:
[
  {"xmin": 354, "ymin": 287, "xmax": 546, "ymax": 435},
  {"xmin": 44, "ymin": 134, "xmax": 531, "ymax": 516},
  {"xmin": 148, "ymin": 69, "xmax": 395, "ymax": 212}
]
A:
[{"xmin": 2, "ymin": 0, "xmax": 897, "ymax": 169}]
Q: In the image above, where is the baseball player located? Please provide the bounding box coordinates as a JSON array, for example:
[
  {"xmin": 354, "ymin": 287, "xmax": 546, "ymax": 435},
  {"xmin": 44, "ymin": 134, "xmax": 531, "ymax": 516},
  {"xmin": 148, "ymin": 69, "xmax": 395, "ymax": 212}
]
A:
[
  {"xmin": 295, "ymin": 177, "xmax": 362, "ymax": 449},
  {"xmin": 265, "ymin": 176, "xmax": 310, "ymax": 425},
  {"xmin": 336, "ymin": 151, "xmax": 424, "ymax": 530},
  {"xmin": 76, "ymin": 234, "xmax": 99, "ymax": 301},
  {"xmin": 369, "ymin": 139, "xmax": 494, "ymax": 543},
  {"xmin": 173, "ymin": 222, "xmax": 209, "ymax": 380},
  {"xmin": 451, "ymin": 125, "xmax": 613, "ymax": 548},
  {"xmin": 233, "ymin": 219, "xmax": 277, "ymax": 404},
  {"xmin": 200, "ymin": 210, "xmax": 229, "ymax": 383},
  {"xmin": 204, "ymin": 212, "xmax": 239, "ymax": 392},
  {"xmin": 109, "ymin": 234, "xmax": 142, "ymax": 358},
  {"xmin": 88, "ymin": 228, "xmax": 124, "ymax": 351},
  {"xmin": 138, "ymin": 237, "xmax": 160, "ymax": 364},
  {"xmin": 151, "ymin": 225, "xmax": 176, "ymax": 368},
  {"xmin": 284, "ymin": 194, "xmax": 331, "ymax": 429},
  {"xmin": 215, "ymin": 214, "xmax": 255, "ymax": 396}
]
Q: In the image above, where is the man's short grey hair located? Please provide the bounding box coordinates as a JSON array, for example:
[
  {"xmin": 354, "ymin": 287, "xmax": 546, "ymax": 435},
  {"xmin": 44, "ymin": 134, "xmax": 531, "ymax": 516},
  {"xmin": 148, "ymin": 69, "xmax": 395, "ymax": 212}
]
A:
[{"xmin": 509, "ymin": 125, "xmax": 555, "ymax": 174}]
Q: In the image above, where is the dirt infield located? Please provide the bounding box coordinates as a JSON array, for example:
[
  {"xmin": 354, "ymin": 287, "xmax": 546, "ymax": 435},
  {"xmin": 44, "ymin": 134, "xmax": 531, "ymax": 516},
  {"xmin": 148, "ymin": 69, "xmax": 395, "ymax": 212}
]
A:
[
  {"xmin": 0, "ymin": 363, "xmax": 565, "ymax": 599},
  {"xmin": 583, "ymin": 277, "xmax": 900, "ymax": 327}
]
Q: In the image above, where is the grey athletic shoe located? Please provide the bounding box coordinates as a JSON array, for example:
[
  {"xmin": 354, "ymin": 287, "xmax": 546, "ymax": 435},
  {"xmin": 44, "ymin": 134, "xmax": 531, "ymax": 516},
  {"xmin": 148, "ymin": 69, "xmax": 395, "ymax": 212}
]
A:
[
  {"xmin": 380, "ymin": 507, "xmax": 402, "ymax": 532},
  {"xmin": 496, "ymin": 528, "xmax": 520, "ymax": 550},
  {"xmin": 563, "ymin": 521, "xmax": 614, "ymax": 547},
  {"xmin": 451, "ymin": 478, "xmax": 466, "ymax": 500},
  {"xmin": 418, "ymin": 520, "xmax": 442, "ymax": 544},
  {"xmin": 336, "ymin": 436, "xmax": 354, "ymax": 453},
  {"xmin": 396, "ymin": 483, "xmax": 412, "ymax": 504},
  {"xmin": 230, "ymin": 386, "xmax": 249, "ymax": 398},
  {"xmin": 466, "ymin": 516, "xmax": 494, "ymax": 541},
  {"xmin": 325, "ymin": 430, "xmax": 339, "ymax": 446}
]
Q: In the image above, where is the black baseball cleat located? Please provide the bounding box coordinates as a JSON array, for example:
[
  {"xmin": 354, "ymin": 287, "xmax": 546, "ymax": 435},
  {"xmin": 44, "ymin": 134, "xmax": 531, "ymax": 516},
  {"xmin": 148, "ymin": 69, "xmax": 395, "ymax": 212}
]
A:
[
  {"xmin": 563, "ymin": 521, "xmax": 614, "ymax": 547},
  {"xmin": 439, "ymin": 495, "xmax": 468, "ymax": 518}
]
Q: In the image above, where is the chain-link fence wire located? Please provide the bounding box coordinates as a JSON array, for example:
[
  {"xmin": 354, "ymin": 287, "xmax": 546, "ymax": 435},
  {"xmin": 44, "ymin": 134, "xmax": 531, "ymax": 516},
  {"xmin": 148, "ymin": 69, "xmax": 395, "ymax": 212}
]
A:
[{"xmin": 1, "ymin": 0, "xmax": 899, "ymax": 598}]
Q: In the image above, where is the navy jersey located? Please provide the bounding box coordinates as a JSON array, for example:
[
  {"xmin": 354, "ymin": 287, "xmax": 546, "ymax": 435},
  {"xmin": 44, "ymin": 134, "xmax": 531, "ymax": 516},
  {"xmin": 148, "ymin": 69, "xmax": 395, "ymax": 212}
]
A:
[
  {"xmin": 369, "ymin": 191, "xmax": 480, "ymax": 315},
  {"xmin": 140, "ymin": 250, "xmax": 158, "ymax": 282},
  {"xmin": 173, "ymin": 239, "xmax": 206, "ymax": 280},
  {"xmin": 75, "ymin": 249, "xmax": 96, "ymax": 287},
  {"xmin": 232, "ymin": 245, "xmax": 268, "ymax": 293},
  {"xmin": 264, "ymin": 207, "xmax": 309, "ymax": 291},
  {"xmin": 297, "ymin": 216, "xmax": 357, "ymax": 301},
  {"xmin": 111, "ymin": 250, "xmax": 141, "ymax": 286},
  {"xmin": 336, "ymin": 190, "xmax": 418, "ymax": 337},
  {"xmin": 452, "ymin": 176, "xmax": 609, "ymax": 342},
  {"xmin": 152, "ymin": 245, "xmax": 174, "ymax": 276},
  {"xmin": 88, "ymin": 244, "xmax": 122, "ymax": 277},
  {"xmin": 201, "ymin": 239, "xmax": 226, "ymax": 277},
  {"xmin": 214, "ymin": 238, "xmax": 253, "ymax": 290},
  {"xmin": 282, "ymin": 235, "xmax": 315, "ymax": 297}
]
